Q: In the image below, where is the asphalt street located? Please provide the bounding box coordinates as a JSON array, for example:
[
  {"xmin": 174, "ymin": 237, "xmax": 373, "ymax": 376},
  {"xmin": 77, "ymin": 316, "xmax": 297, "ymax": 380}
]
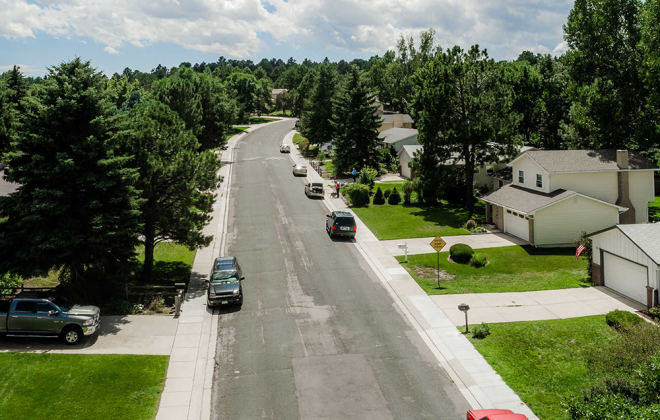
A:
[{"xmin": 211, "ymin": 120, "xmax": 472, "ymax": 419}]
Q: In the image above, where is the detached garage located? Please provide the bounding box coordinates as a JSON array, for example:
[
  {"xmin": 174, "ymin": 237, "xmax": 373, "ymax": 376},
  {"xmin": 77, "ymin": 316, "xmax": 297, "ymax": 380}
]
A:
[{"xmin": 589, "ymin": 224, "xmax": 660, "ymax": 308}]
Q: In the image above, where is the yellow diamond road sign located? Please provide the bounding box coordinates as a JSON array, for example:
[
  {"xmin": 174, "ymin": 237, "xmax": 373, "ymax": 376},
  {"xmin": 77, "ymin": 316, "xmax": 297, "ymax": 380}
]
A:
[{"xmin": 430, "ymin": 236, "xmax": 446, "ymax": 252}]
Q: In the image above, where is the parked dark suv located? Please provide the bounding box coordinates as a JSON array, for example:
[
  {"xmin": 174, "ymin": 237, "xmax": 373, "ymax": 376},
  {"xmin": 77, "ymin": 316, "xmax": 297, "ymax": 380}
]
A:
[
  {"xmin": 207, "ymin": 257, "xmax": 244, "ymax": 307},
  {"xmin": 326, "ymin": 211, "xmax": 357, "ymax": 238}
]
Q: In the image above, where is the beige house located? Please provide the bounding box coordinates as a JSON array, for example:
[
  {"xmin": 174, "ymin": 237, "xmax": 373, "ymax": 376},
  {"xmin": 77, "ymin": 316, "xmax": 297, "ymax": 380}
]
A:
[
  {"xmin": 481, "ymin": 150, "xmax": 658, "ymax": 246},
  {"xmin": 378, "ymin": 113, "xmax": 414, "ymax": 132},
  {"xmin": 397, "ymin": 145, "xmax": 423, "ymax": 179},
  {"xmin": 271, "ymin": 88, "xmax": 288, "ymax": 102}
]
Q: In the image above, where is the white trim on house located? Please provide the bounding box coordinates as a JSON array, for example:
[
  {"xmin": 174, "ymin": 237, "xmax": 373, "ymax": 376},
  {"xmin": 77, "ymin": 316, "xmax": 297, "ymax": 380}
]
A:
[{"xmin": 528, "ymin": 192, "xmax": 628, "ymax": 215}]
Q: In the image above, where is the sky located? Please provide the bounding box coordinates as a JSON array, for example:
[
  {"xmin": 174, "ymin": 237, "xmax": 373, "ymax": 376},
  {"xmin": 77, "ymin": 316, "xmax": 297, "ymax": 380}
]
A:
[{"xmin": 0, "ymin": 0, "xmax": 574, "ymax": 77}]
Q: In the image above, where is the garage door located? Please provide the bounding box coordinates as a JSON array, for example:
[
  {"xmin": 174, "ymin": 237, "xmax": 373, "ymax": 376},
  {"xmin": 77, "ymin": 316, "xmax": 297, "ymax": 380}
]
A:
[
  {"xmin": 504, "ymin": 211, "xmax": 529, "ymax": 242},
  {"xmin": 603, "ymin": 252, "xmax": 648, "ymax": 305}
]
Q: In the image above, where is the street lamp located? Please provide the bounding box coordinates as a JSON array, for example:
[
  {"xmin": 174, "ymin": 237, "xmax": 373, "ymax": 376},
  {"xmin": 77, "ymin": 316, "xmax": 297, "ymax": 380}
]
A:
[{"xmin": 458, "ymin": 303, "xmax": 470, "ymax": 333}]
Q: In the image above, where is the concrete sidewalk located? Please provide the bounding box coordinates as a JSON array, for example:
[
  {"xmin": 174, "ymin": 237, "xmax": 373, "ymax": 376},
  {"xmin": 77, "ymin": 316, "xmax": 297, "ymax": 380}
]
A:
[
  {"xmin": 283, "ymin": 131, "xmax": 538, "ymax": 419},
  {"xmin": 382, "ymin": 233, "xmax": 528, "ymax": 256},
  {"xmin": 434, "ymin": 286, "xmax": 646, "ymax": 326}
]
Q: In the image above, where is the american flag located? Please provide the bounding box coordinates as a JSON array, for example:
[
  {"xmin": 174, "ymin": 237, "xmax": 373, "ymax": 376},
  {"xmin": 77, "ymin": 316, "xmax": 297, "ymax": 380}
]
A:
[{"xmin": 575, "ymin": 243, "xmax": 586, "ymax": 260}]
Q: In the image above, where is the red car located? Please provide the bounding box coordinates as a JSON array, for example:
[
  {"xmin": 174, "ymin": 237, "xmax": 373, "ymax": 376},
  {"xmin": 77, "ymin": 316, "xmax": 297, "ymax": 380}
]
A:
[{"xmin": 467, "ymin": 409, "xmax": 529, "ymax": 420}]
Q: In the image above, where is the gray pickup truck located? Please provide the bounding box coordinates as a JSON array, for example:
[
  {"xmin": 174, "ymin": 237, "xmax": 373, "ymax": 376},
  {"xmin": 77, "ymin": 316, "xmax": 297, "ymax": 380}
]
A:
[{"xmin": 0, "ymin": 291, "xmax": 101, "ymax": 345}]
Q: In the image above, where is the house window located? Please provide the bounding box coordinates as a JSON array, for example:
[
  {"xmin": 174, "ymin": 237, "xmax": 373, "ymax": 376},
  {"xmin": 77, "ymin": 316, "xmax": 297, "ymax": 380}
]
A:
[
  {"xmin": 536, "ymin": 174, "xmax": 543, "ymax": 188},
  {"xmin": 507, "ymin": 210, "xmax": 512, "ymax": 214},
  {"xmin": 486, "ymin": 166, "xmax": 494, "ymax": 175},
  {"xmin": 518, "ymin": 170, "xmax": 525, "ymax": 184},
  {"xmin": 519, "ymin": 214, "xmax": 525, "ymax": 219},
  {"xmin": 474, "ymin": 167, "xmax": 480, "ymax": 174}
]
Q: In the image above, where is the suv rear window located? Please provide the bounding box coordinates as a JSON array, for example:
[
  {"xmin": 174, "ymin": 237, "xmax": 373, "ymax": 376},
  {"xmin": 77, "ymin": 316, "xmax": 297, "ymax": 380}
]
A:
[{"xmin": 334, "ymin": 217, "xmax": 355, "ymax": 226}]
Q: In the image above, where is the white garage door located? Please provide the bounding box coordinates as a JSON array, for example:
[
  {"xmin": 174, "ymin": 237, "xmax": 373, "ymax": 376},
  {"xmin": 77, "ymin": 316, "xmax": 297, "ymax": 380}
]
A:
[
  {"xmin": 603, "ymin": 252, "xmax": 648, "ymax": 305},
  {"xmin": 401, "ymin": 161, "xmax": 411, "ymax": 179},
  {"xmin": 504, "ymin": 211, "xmax": 529, "ymax": 242}
]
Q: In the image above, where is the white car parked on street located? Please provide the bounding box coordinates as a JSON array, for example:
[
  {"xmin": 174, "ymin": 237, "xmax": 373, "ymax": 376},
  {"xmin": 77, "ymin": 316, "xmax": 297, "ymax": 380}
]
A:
[
  {"xmin": 292, "ymin": 164, "xmax": 307, "ymax": 176},
  {"xmin": 304, "ymin": 182, "xmax": 324, "ymax": 198},
  {"xmin": 280, "ymin": 144, "xmax": 290, "ymax": 153}
]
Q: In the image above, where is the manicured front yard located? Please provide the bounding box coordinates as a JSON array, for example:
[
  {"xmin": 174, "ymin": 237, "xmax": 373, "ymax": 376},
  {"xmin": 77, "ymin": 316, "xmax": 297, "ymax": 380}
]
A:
[
  {"xmin": 352, "ymin": 201, "xmax": 483, "ymax": 240},
  {"xmin": 136, "ymin": 242, "xmax": 197, "ymax": 285},
  {"xmin": 227, "ymin": 126, "xmax": 248, "ymax": 140},
  {"xmin": 293, "ymin": 133, "xmax": 305, "ymax": 144},
  {"xmin": 0, "ymin": 353, "xmax": 168, "ymax": 420},
  {"xmin": 649, "ymin": 195, "xmax": 660, "ymax": 222},
  {"xmin": 320, "ymin": 160, "xmax": 335, "ymax": 177},
  {"xmin": 398, "ymin": 245, "xmax": 589, "ymax": 294},
  {"xmin": 465, "ymin": 316, "xmax": 617, "ymax": 420},
  {"xmin": 249, "ymin": 117, "xmax": 279, "ymax": 124}
]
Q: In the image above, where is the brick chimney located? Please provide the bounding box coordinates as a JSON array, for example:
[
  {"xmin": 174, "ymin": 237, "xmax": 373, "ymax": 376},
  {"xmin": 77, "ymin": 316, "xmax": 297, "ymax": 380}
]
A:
[
  {"xmin": 615, "ymin": 150, "xmax": 636, "ymax": 224},
  {"xmin": 393, "ymin": 113, "xmax": 404, "ymax": 128}
]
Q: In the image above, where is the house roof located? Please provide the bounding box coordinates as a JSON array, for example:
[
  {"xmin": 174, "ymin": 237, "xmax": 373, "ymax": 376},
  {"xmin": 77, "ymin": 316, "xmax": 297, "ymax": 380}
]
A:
[
  {"xmin": 0, "ymin": 176, "xmax": 18, "ymax": 197},
  {"xmin": 378, "ymin": 128, "xmax": 418, "ymax": 145},
  {"xmin": 516, "ymin": 150, "xmax": 658, "ymax": 173},
  {"xmin": 398, "ymin": 145, "xmax": 423, "ymax": 159},
  {"xmin": 590, "ymin": 223, "xmax": 660, "ymax": 265},
  {"xmin": 271, "ymin": 88, "xmax": 288, "ymax": 95},
  {"xmin": 480, "ymin": 184, "xmax": 626, "ymax": 214},
  {"xmin": 380, "ymin": 113, "xmax": 414, "ymax": 124}
]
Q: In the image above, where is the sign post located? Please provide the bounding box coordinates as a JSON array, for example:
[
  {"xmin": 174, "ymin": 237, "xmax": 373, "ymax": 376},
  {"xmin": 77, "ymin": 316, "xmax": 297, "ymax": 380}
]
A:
[{"xmin": 429, "ymin": 236, "xmax": 447, "ymax": 287}]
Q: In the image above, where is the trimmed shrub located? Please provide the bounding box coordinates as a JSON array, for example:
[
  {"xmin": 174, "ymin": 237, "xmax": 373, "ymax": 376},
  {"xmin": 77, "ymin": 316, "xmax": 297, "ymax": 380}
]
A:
[
  {"xmin": 469, "ymin": 254, "xmax": 487, "ymax": 268},
  {"xmin": 605, "ymin": 310, "xmax": 644, "ymax": 330},
  {"xmin": 383, "ymin": 189, "xmax": 392, "ymax": 198},
  {"xmin": 472, "ymin": 323, "xmax": 491, "ymax": 339},
  {"xmin": 342, "ymin": 183, "xmax": 370, "ymax": 207},
  {"xmin": 402, "ymin": 180, "xmax": 414, "ymax": 204},
  {"xmin": 450, "ymin": 244, "xmax": 474, "ymax": 264},
  {"xmin": 316, "ymin": 151, "xmax": 326, "ymax": 161},
  {"xmin": 648, "ymin": 306, "xmax": 660, "ymax": 321},
  {"xmin": 387, "ymin": 187, "xmax": 401, "ymax": 205},
  {"xmin": 466, "ymin": 219, "xmax": 477, "ymax": 230},
  {"xmin": 357, "ymin": 166, "xmax": 378, "ymax": 189},
  {"xmin": 373, "ymin": 187, "xmax": 385, "ymax": 205}
]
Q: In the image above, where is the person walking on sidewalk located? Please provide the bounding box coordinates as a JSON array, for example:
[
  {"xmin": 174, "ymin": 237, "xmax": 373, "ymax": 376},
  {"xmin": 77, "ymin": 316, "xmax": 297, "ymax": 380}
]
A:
[
  {"xmin": 351, "ymin": 168, "xmax": 357, "ymax": 182},
  {"xmin": 335, "ymin": 182, "xmax": 340, "ymax": 198}
]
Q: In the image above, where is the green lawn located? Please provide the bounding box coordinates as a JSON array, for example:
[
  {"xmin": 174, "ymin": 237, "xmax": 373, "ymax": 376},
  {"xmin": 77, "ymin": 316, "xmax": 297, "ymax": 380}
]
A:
[
  {"xmin": 320, "ymin": 160, "xmax": 335, "ymax": 177},
  {"xmin": 136, "ymin": 242, "xmax": 196, "ymax": 285},
  {"xmin": 398, "ymin": 245, "xmax": 589, "ymax": 294},
  {"xmin": 465, "ymin": 316, "xmax": 617, "ymax": 420},
  {"xmin": 0, "ymin": 353, "xmax": 168, "ymax": 420},
  {"xmin": 649, "ymin": 196, "xmax": 660, "ymax": 222},
  {"xmin": 227, "ymin": 126, "xmax": 248, "ymax": 141},
  {"xmin": 352, "ymin": 202, "xmax": 483, "ymax": 240},
  {"xmin": 293, "ymin": 133, "xmax": 305, "ymax": 144},
  {"xmin": 268, "ymin": 110, "xmax": 292, "ymax": 116},
  {"xmin": 249, "ymin": 117, "xmax": 279, "ymax": 124}
]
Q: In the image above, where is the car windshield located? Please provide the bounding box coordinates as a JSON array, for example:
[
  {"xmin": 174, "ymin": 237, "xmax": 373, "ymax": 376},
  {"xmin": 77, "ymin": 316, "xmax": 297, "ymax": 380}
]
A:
[
  {"xmin": 211, "ymin": 270, "xmax": 239, "ymax": 282},
  {"xmin": 52, "ymin": 296, "xmax": 74, "ymax": 312}
]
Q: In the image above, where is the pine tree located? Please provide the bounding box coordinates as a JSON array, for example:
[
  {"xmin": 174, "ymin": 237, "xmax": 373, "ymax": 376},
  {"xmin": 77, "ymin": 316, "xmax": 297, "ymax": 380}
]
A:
[
  {"xmin": 119, "ymin": 100, "xmax": 220, "ymax": 280},
  {"xmin": 301, "ymin": 65, "xmax": 337, "ymax": 145},
  {"xmin": 330, "ymin": 67, "xmax": 382, "ymax": 174},
  {"xmin": 0, "ymin": 58, "xmax": 142, "ymax": 284},
  {"xmin": 6, "ymin": 65, "xmax": 28, "ymax": 109},
  {"xmin": 0, "ymin": 82, "xmax": 15, "ymax": 156}
]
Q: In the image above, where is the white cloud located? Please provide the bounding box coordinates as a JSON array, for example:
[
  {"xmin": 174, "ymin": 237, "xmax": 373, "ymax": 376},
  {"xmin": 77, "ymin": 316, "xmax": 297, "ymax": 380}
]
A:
[
  {"xmin": 103, "ymin": 46, "xmax": 119, "ymax": 54},
  {"xmin": 0, "ymin": 0, "xmax": 574, "ymax": 60},
  {"xmin": 0, "ymin": 64, "xmax": 46, "ymax": 73}
]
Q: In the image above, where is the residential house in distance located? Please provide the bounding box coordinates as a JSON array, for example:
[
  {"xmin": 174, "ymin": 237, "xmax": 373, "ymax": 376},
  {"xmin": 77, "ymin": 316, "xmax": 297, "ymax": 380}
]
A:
[
  {"xmin": 378, "ymin": 113, "xmax": 414, "ymax": 132},
  {"xmin": 271, "ymin": 88, "xmax": 288, "ymax": 103},
  {"xmin": 397, "ymin": 144, "xmax": 536, "ymax": 185},
  {"xmin": 380, "ymin": 128, "xmax": 419, "ymax": 153},
  {"xmin": 0, "ymin": 166, "xmax": 17, "ymax": 197},
  {"xmin": 480, "ymin": 150, "xmax": 658, "ymax": 247}
]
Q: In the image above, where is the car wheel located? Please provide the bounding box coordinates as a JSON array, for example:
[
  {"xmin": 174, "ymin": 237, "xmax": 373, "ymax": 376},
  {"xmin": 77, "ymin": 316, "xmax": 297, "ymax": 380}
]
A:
[{"xmin": 60, "ymin": 326, "xmax": 82, "ymax": 345}]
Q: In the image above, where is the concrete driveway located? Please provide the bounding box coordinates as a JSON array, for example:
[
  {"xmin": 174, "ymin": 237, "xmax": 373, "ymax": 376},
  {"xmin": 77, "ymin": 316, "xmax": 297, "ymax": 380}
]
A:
[
  {"xmin": 0, "ymin": 315, "xmax": 178, "ymax": 355},
  {"xmin": 383, "ymin": 232, "xmax": 529, "ymax": 256},
  {"xmin": 433, "ymin": 286, "xmax": 647, "ymax": 326}
]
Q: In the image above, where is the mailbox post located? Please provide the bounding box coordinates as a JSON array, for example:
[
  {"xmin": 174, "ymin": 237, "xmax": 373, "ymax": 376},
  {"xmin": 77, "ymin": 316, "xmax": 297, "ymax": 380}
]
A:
[
  {"xmin": 458, "ymin": 303, "xmax": 470, "ymax": 333},
  {"xmin": 398, "ymin": 242, "xmax": 408, "ymax": 263}
]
